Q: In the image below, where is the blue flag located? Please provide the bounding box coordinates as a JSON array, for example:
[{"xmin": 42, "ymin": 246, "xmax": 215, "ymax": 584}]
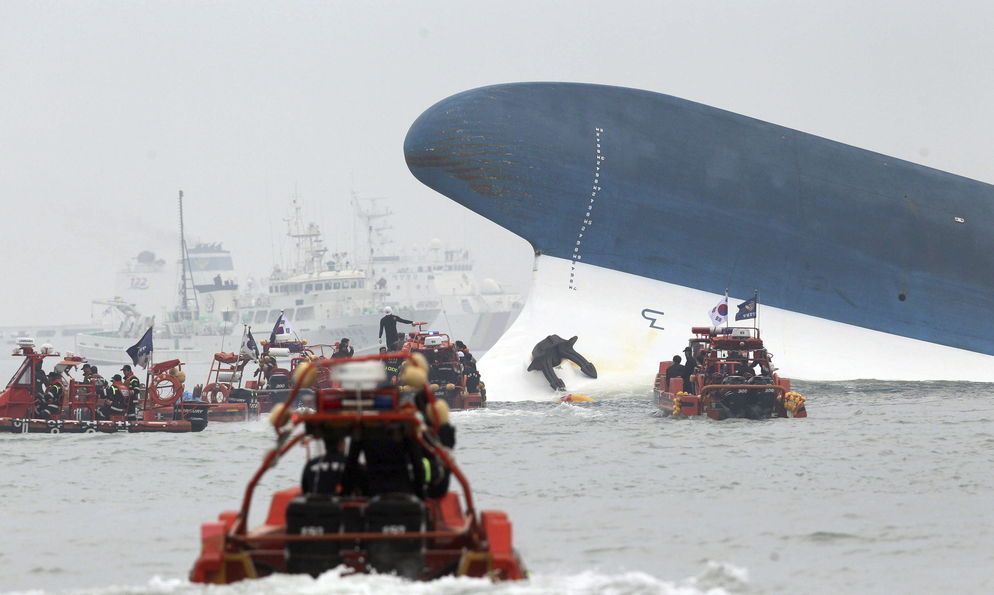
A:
[
  {"xmin": 126, "ymin": 326, "xmax": 154, "ymax": 368},
  {"xmin": 735, "ymin": 297, "xmax": 758, "ymax": 321}
]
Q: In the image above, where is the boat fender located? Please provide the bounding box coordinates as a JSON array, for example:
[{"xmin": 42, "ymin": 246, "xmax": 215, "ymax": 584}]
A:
[
  {"xmin": 672, "ymin": 391, "xmax": 689, "ymax": 416},
  {"xmin": 149, "ymin": 373, "xmax": 182, "ymax": 407},
  {"xmin": 202, "ymin": 383, "xmax": 231, "ymax": 404},
  {"xmin": 781, "ymin": 391, "xmax": 806, "ymax": 417},
  {"xmin": 292, "ymin": 361, "xmax": 317, "ymax": 388}
]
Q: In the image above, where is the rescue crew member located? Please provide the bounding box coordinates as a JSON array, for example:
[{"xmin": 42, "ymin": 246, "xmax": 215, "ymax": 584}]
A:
[
  {"xmin": 379, "ymin": 306, "xmax": 413, "ymax": 351},
  {"xmin": 35, "ymin": 371, "xmax": 65, "ymax": 419},
  {"xmin": 381, "ymin": 347, "xmax": 401, "ymax": 384},
  {"xmin": 34, "ymin": 360, "xmax": 48, "ymax": 392},
  {"xmin": 89, "ymin": 365, "xmax": 109, "ymax": 402},
  {"xmin": 257, "ymin": 353, "xmax": 277, "ymax": 380},
  {"xmin": 681, "ymin": 346, "xmax": 697, "ymax": 392},
  {"xmin": 665, "ymin": 355, "xmax": 687, "ymax": 390},
  {"xmin": 122, "ymin": 364, "xmax": 141, "ymax": 419},
  {"xmin": 396, "ymin": 353, "xmax": 456, "ymax": 497},
  {"xmin": 331, "ymin": 338, "xmax": 354, "ymax": 358},
  {"xmin": 301, "ymin": 428, "xmax": 349, "ymax": 494},
  {"xmin": 97, "ymin": 375, "xmax": 126, "ymax": 420},
  {"xmin": 455, "ymin": 340, "xmax": 481, "ymax": 393}
]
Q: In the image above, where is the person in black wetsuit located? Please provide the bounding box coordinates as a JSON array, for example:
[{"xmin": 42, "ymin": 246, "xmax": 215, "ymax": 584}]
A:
[
  {"xmin": 454, "ymin": 340, "xmax": 481, "ymax": 393},
  {"xmin": 665, "ymin": 355, "xmax": 687, "ymax": 390},
  {"xmin": 301, "ymin": 429, "xmax": 349, "ymax": 494},
  {"xmin": 379, "ymin": 306, "xmax": 413, "ymax": 351},
  {"xmin": 331, "ymin": 338, "xmax": 354, "ymax": 359},
  {"xmin": 681, "ymin": 347, "xmax": 697, "ymax": 393}
]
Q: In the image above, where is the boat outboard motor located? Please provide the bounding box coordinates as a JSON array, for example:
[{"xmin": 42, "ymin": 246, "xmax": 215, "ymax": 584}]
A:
[
  {"xmin": 363, "ymin": 493, "xmax": 425, "ymax": 579},
  {"xmin": 228, "ymin": 387, "xmax": 251, "ymax": 403},
  {"xmin": 719, "ymin": 375, "xmax": 748, "ymax": 417},
  {"xmin": 177, "ymin": 402, "xmax": 209, "ymax": 431},
  {"xmin": 285, "ymin": 494, "xmax": 344, "ymax": 577},
  {"xmin": 747, "ymin": 375, "xmax": 777, "ymax": 418},
  {"xmin": 268, "ymin": 373, "xmax": 290, "ymax": 389}
]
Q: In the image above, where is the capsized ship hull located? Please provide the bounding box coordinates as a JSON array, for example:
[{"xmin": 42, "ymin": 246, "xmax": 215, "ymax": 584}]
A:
[{"xmin": 404, "ymin": 82, "xmax": 994, "ymax": 391}]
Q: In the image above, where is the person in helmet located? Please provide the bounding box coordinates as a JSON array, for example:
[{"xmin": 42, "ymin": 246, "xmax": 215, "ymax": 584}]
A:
[
  {"xmin": 34, "ymin": 371, "xmax": 65, "ymax": 419},
  {"xmin": 96, "ymin": 374, "xmax": 126, "ymax": 420},
  {"xmin": 454, "ymin": 340, "xmax": 481, "ymax": 393},
  {"xmin": 379, "ymin": 306, "xmax": 413, "ymax": 351}
]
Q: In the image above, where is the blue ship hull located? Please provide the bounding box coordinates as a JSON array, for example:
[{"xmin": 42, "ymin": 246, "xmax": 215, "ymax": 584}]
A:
[{"xmin": 405, "ymin": 83, "xmax": 994, "ymax": 358}]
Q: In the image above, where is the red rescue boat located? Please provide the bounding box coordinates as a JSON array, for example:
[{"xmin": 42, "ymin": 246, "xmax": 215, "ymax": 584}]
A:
[
  {"xmin": 653, "ymin": 326, "xmax": 808, "ymax": 419},
  {"xmin": 192, "ymin": 352, "xmax": 260, "ymax": 422},
  {"xmin": 190, "ymin": 352, "xmax": 525, "ymax": 584},
  {"xmin": 0, "ymin": 339, "xmax": 207, "ymax": 433},
  {"xmin": 399, "ymin": 324, "xmax": 485, "ymax": 410}
]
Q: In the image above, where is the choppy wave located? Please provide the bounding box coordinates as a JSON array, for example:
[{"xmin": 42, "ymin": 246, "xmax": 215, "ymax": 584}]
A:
[
  {"xmin": 16, "ymin": 564, "xmax": 750, "ymax": 595},
  {"xmin": 3, "ymin": 380, "xmax": 994, "ymax": 594}
]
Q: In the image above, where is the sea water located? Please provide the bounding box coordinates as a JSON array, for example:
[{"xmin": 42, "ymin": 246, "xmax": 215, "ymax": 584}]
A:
[{"xmin": 1, "ymin": 373, "xmax": 993, "ymax": 594}]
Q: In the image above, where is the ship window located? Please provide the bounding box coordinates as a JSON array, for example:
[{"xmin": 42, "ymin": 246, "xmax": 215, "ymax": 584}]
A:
[
  {"xmin": 242, "ymin": 312, "xmax": 253, "ymax": 324},
  {"xmin": 254, "ymin": 310, "xmax": 267, "ymax": 323},
  {"xmin": 297, "ymin": 306, "xmax": 314, "ymax": 320},
  {"xmin": 9, "ymin": 360, "xmax": 32, "ymax": 387},
  {"xmin": 222, "ymin": 311, "xmax": 235, "ymax": 322},
  {"xmin": 333, "ymin": 282, "xmax": 340, "ymax": 289},
  {"xmin": 284, "ymin": 308, "xmax": 295, "ymax": 320},
  {"xmin": 351, "ymin": 281, "xmax": 358, "ymax": 288},
  {"xmin": 269, "ymin": 310, "xmax": 281, "ymax": 322},
  {"xmin": 305, "ymin": 284, "xmax": 313, "ymax": 293},
  {"xmin": 359, "ymin": 280, "xmax": 364, "ymax": 288}
]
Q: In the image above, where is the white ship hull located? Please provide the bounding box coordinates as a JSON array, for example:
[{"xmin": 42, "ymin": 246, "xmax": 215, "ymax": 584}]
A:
[{"xmin": 480, "ymin": 256, "xmax": 994, "ymax": 402}]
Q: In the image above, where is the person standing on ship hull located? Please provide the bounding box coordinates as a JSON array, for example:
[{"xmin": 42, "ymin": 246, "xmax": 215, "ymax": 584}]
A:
[{"xmin": 379, "ymin": 306, "xmax": 413, "ymax": 351}]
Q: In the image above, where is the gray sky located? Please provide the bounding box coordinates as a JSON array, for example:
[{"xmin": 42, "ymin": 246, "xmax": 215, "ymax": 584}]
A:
[{"xmin": 2, "ymin": 1, "xmax": 993, "ymax": 326}]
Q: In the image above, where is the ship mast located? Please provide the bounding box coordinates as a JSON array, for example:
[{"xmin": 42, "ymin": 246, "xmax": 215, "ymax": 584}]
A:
[
  {"xmin": 285, "ymin": 196, "xmax": 327, "ymax": 276},
  {"xmin": 351, "ymin": 192, "xmax": 393, "ymax": 268},
  {"xmin": 177, "ymin": 190, "xmax": 199, "ymax": 316}
]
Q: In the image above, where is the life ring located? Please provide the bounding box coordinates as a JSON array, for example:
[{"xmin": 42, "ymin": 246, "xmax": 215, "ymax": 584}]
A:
[
  {"xmin": 202, "ymin": 383, "xmax": 231, "ymax": 404},
  {"xmin": 149, "ymin": 373, "xmax": 182, "ymax": 407}
]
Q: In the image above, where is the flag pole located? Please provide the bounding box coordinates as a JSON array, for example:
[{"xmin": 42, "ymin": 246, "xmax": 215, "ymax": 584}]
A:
[
  {"xmin": 755, "ymin": 289, "xmax": 760, "ymax": 331},
  {"xmin": 724, "ymin": 287, "xmax": 729, "ymax": 329},
  {"xmin": 145, "ymin": 321, "xmax": 154, "ymax": 412}
]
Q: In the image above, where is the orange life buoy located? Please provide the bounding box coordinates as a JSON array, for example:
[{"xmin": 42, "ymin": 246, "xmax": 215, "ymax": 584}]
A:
[
  {"xmin": 149, "ymin": 373, "xmax": 182, "ymax": 407},
  {"xmin": 202, "ymin": 383, "xmax": 231, "ymax": 404}
]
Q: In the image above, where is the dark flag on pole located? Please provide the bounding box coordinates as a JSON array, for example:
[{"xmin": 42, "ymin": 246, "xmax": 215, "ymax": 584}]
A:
[
  {"xmin": 735, "ymin": 297, "xmax": 758, "ymax": 321},
  {"xmin": 126, "ymin": 326, "xmax": 154, "ymax": 368}
]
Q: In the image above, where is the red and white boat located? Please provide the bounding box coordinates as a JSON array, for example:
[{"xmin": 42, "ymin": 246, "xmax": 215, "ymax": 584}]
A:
[
  {"xmin": 399, "ymin": 324, "xmax": 485, "ymax": 410},
  {"xmin": 653, "ymin": 326, "xmax": 808, "ymax": 420},
  {"xmin": 0, "ymin": 339, "xmax": 208, "ymax": 433},
  {"xmin": 189, "ymin": 353, "xmax": 525, "ymax": 583}
]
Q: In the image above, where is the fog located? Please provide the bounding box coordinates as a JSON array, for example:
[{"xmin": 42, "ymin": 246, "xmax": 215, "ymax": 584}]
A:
[{"xmin": 2, "ymin": 1, "xmax": 993, "ymax": 327}]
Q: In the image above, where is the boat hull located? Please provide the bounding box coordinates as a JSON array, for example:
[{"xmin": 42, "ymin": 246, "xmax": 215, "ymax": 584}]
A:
[{"xmin": 0, "ymin": 417, "xmax": 206, "ymax": 433}]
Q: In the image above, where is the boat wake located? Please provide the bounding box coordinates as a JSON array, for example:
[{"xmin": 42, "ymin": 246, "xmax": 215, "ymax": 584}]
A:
[{"xmin": 39, "ymin": 565, "xmax": 749, "ymax": 595}]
